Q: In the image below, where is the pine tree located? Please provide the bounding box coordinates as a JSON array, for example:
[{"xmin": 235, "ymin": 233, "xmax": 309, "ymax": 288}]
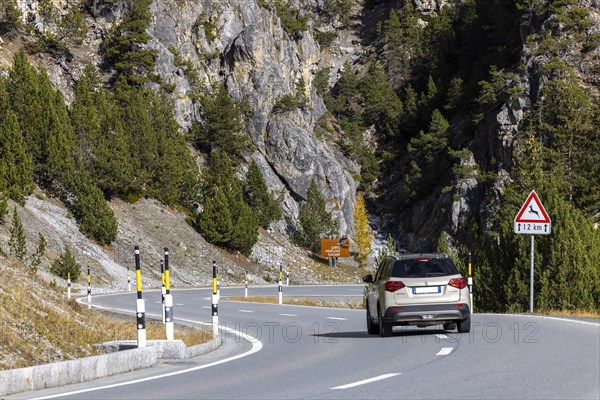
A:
[
  {"xmin": 197, "ymin": 152, "xmax": 259, "ymax": 254},
  {"xmin": 93, "ymin": 88, "xmax": 134, "ymax": 197},
  {"xmin": 0, "ymin": 77, "xmax": 34, "ymax": 204},
  {"xmin": 29, "ymin": 232, "xmax": 47, "ymax": 274},
  {"xmin": 197, "ymin": 186, "xmax": 235, "ymax": 246},
  {"xmin": 50, "ymin": 245, "xmax": 81, "ymax": 281},
  {"xmin": 360, "ymin": 62, "xmax": 403, "ymax": 137},
  {"xmin": 0, "ymin": 195, "xmax": 8, "ymax": 224},
  {"xmin": 72, "ymin": 171, "xmax": 118, "ymax": 245},
  {"xmin": 194, "ymin": 84, "xmax": 252, "ymax": 161},
  {"xmin": 8, "ymin": 207, "xmax": 27, "ymax": 261},
  {"xmin": 352, "ymin": 194, "xmax": 374, "ymax": 267},
  {"xmin": 244, "ymin": 161, "xmax": 282, "ymax": 228},
  {"xmin": 103, "ymin": 0, "xmax": 157, "ymax": 84},
  {"xmin": 296, "ymin": 180, "xmax": 336, "ymax": 252},
  {"xmin": 147, "ymin": 91, "xmax": 198, "ymax": 206}
]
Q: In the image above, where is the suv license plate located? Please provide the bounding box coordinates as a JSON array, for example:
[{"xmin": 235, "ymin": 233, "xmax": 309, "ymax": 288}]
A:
[{"xmin": 413, "ymin": 286, "xmax": 441, "ymax": 294}]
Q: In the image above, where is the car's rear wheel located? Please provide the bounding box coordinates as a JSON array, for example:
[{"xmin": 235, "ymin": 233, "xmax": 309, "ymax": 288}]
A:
[
  {"xmin": 378, "ymin": 307, "xmax": 392, "ymax": 337},
  {"xmin": 457, "ymin": 315, "xmax": 471, "ymax": 333},
  {"xmin": 366, "ymin": 303, "xmax": 379, "ymax": 335},
  {"xmin": 443, "ymin": 322, "xmax": 457, "ymax": 331}
]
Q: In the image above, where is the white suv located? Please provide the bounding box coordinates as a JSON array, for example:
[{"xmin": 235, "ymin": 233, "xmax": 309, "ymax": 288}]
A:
[{"xmin": 363, "ymin": 253, "xmax": 471, "ymax": 337}]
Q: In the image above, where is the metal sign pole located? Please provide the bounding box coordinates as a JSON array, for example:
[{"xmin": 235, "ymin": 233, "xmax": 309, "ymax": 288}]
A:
[{"xmin": 530, "ymin": 235, "xmax": 535, "ymax": 313}]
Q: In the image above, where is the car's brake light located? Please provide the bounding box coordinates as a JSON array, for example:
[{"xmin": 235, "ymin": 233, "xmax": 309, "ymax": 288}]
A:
[
  {"xmin": 385, "ymin": 281, "xmax": 406, "ymax": 292},
  {"xmin": 448, "ymin": 278, "xmax": 467, "ymax": 289}
]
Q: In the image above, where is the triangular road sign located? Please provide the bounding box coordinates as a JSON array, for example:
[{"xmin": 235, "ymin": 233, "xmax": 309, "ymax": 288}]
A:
[
  {"xmin": 515, "ymin": 191, "xmax": 551, "ymax": 223},
  {"xmin": 514, "ymin": 190, "xmax": 551, "ymax": 234}
]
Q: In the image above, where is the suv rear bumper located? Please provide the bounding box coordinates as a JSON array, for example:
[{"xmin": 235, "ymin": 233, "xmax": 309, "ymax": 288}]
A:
[{"xmin": 383, "ymin": 303, "xmax": 470, "ymax": 324}]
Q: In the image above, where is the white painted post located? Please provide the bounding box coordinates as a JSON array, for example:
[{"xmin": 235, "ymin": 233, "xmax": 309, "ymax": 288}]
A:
[
  {"xmin": 278, "ymin": 263, "xmax": 283, "ymax": 305},
  {"xmin": 134, "ymin": 246, "xmax": 146, "ymax": 348},
  {"xmin": 164, "ymin": 248, "xmax": 174, "ymax": 341},
  {"xmin": 67, "ymin": 272, "xmax": 71, "ymax": 300},
  {"xmin": 161, "ymin": 260, "xmax": 166, "ymax": 324},
  {"xmin": 244, "ymin": 271, "xmax": 248, "ymax": 298},
  {"xmin": 468, "ymin": 251, "xmax": 473, "ymax": 312},
  {"xmin": 127, "ymin": 267, "xmax": 131, "ymax": 292},
  {"xmin": 211, "ymin": 261, "xmax": 219, "ymax": 337},
  {"xmin": 286, "ymin": 270, "xmax": 289, "ymax": 286},
  {"xmin": 86, "ymin": 267, "xmax": 91, "ymax": 309}
]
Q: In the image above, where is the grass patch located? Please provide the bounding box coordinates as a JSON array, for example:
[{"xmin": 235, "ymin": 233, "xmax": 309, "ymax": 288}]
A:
[
  {"xmin": 226, "ymin": 296, "xmax": 364, "ymax": 309},
  {"xmin": 540, "ymin": 309, "xmax": 600, "ymax": 319},
  {"xmin": 0, "ymin": 263, "xmax": 211, "ymax": 370}
]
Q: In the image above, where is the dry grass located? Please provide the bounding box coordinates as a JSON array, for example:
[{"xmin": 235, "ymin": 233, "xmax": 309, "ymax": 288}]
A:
[
  {"xmin": 0, "ymin": 262, "xmax": 210, "ymax": 371},
  {"xmin": 541, "ymin": 309, "xmax": 600, "ymax": 319},
  {"xmin": 226, "ymin": 296, "xmax": 364, "ymax": 309}
]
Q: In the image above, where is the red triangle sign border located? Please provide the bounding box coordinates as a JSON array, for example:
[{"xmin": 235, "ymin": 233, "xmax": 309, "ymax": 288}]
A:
[{"xmin": 514, "ymin": 190, "xmax": 551, "ymax": 224}]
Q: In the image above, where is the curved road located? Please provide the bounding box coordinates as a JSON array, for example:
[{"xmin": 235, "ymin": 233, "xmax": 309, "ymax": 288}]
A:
[{"xmin": 11, "ymin": 285, "xmax": 600, "ymax": 400}]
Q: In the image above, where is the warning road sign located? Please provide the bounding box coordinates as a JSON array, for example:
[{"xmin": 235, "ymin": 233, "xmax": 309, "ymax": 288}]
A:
[{"xmin": 514, "ymin": 190, "xmax": 551, "ymax": 235}]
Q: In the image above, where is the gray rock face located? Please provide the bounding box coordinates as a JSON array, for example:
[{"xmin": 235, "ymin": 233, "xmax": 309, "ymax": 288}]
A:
[{"xmin": 147, "ymin": 0, "xmax": 359, "ymax": 234}]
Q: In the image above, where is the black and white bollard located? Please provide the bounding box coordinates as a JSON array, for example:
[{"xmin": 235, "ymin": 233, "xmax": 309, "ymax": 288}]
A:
[
  {"xmin": 87, "ymin": 267, "xmax": 92, "ymax": 309},
  {"xmin": 286, "ymin": 270, "xmax": 290, "ymax": 286},
  {"xmin": 134, "ymin": 246, "xmax": 146, "ymax": 348},
  {"xmin": 244, "ymin": 271, "xmax": 248, "ymax": 298},
  {"xmin": 278, "ymin": 263, "xmax": 283, "ymax": 305},
  {"xmin": 211, "ymin": 261, "xmax": 219, "ymax": 337},
  {"xmin": 127, "ymin": 267, "xmax": 131, "ymax": 292},
  {"xmin": 161, "ymin": 260, "xmax": 166, "ymax": 324},
  {"xmin": 468, "ymin": 251, "xmax": 474, "ymax": 312},
  {"xmin": 164, "ymin": 247, "xmax": 174, "ymax": 340},
  {"xmin": 67, "ymin": 272, "xmax": 71, "ymax": 299}
]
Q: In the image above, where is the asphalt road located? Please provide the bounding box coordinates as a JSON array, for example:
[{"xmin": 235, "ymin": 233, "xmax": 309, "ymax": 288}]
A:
[{"xmin": 11, "ymin": 285, "xmax": 600, "ymax": 400}]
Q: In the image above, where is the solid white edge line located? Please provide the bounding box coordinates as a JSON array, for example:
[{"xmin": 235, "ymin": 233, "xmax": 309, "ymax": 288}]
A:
[
  {"xmin": 436, "ymin": 347, "xmax": 453, "ymax": 356},
  {"xmin": 331, "ymin": 373, "xmax": 401, "ymax": 390},
  {"xmin": 32, "ymin": 308, "xmax": 263, "ymax": 400}
]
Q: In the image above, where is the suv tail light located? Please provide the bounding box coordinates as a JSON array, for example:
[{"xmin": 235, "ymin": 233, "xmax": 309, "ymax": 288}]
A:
[
  {"xmin": 448, "ymin": 278, "xmax": 467, "ymax": 289},
  {"xmin": 385, "ymin": 281, "xmax": 406, "ymax": 292}
]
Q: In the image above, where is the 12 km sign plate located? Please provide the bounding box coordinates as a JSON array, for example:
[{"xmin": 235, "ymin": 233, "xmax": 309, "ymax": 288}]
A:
[{"xmin": 514, "ymin": 190, "xmax": 551, "ymax": 235}]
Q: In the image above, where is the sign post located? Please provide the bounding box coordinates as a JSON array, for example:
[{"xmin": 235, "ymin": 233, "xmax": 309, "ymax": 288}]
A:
[{"xmin": 514, "ymin": 190, "xmax": 551, "ymax": 313}]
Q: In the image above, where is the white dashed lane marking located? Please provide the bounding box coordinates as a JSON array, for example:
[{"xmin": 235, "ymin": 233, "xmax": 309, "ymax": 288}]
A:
[
  {"xmin": 436, "ymin": 347, "xmax": 454, "ymax": 356},
  {"xmin": 331, "ymin": 373, "xmax": 401, "ymax": 390},
  {"xmin": 326, "ymin": 317, "xmax": 347, "ymax": 321},
  {"xmin": 279, "ymin": 313, "xmax": 298, "ymax": 317},
  {"xmin": 237, "ymin": 310, "xmax": 254, "ymax": 313}
]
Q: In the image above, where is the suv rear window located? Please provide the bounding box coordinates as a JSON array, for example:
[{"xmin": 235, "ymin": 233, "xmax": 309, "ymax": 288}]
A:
[{"xmin": 392, "ymin": 258, "xmax": 459, "ymax": 278}]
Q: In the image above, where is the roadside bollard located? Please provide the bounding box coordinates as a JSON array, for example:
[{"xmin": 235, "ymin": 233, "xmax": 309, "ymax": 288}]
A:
[
  {"xmin": 468, "ymin": 251, "xmax": 474, "ymax": 312},
  {"xmin": 244, "ymin": 271, "xmax": 248, "ymax": 298},
  {"xmin": 67, "ymin": 272, "xmax": 71, "ymax": 299},
  {"xmin": 164, "ymin": 247, "xmax": 174, "ymax": 340},
  {"xmin": 87, "ymin": 267, "xmax": 91, "ymax": 309},
  {"xmin": 161, "ymin": 260, "xmax": 166, "ymax": 324},
  {"xmin": 278, "ymin": 263, "xmax": 283, "ymax": 305},
  {"xmin": 127, "ymin": 267, "xmax": 131, "ymax": 292},
  {"xmin": 211, "ymin": 261, "xmax": 219, "ymax": 337},
  {"xmin": 286, "ymin": 270, "xmax": 290, "ymax": 286},
  {"xmin": 135, "ymin": 246, "xmax": 146, "ymax": 348}
]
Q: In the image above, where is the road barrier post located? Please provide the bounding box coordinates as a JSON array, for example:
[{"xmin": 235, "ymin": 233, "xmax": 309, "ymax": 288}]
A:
[
  {"xmin": 278, "ymin": 263, "xmax": 283, "ymax": 305},
  {"xmin": 127, "ymin": 267, "xmax": 131, "ymax": 292},
  {"xmin": 67, "ymin": 272, "xmax": 71, "ymax": 300},
  {"xmin": 212, "ymin": 261, "xmax": 219, "ymax": 337},
  {"xmin": 286, "ymin": 270, "xmax": 289, "ymax": 286},
  {"xmin": 134, "ymin": 246, "xmax": 146, "ymax": 348},
  {"xmin": 244, "ymin": 271, "xmax": 248, "ymax": 298},
  {"xmin": 87, "ymin": 267, "xmax": 91, "ymax": 309},
  {"xmin": 161, "ymin": 260, "xmax": 166, "ymax": 324},
  {"xmin": 468, "ymin": 251, "xmax": 473, "ymax": 312},
  {"xmin": 164, "ymin": 247, "xmax": 174, "ymax": 340}
]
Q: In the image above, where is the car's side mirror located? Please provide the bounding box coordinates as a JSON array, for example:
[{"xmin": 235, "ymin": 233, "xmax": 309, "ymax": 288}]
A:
[{"xmin": 362, "ymin": 274, "xmax": 373, "ymax": 283}]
